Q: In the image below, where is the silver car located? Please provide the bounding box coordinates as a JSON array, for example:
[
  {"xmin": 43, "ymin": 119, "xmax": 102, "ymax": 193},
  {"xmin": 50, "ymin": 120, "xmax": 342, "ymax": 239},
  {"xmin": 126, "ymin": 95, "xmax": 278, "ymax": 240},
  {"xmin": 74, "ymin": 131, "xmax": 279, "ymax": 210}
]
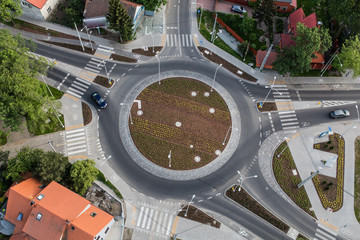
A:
[
  {"xmin": 330, "ymin": 109, "xmax": 350, "ymax": 119},
  {"xmin": 231, "ymin": 5, "xmax": 247, "ymax": 14}
]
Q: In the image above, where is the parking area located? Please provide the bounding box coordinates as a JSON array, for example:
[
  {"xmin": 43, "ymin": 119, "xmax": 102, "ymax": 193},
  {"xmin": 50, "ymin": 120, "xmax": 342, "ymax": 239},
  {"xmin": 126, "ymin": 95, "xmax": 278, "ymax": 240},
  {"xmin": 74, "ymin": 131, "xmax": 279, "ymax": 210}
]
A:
[{"xmin": 216, "ymin": 0, "xmax": 253, "ymax": 17}]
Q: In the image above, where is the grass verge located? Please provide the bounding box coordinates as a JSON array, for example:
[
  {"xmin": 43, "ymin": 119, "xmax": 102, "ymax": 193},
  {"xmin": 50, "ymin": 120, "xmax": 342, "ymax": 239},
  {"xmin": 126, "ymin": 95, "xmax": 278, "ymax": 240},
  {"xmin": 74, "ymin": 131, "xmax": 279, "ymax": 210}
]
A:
[
  {"xmin": 226, "ymin": 187, "xmax": 289, "ymax": 233},
  {"xmin": 97, "ymin": 171, "xmax": 123, "ymax": 199},
  {"xmin": 354, "ymin": 137, "xmax": 360, "ymax": 222},
  {"xmin": 82, "ymin": 102, "xmax": 92, "ymax": 126},
  {"xmin": 273, "ymin": 141, "xmax": 316, "ymax": 218}
]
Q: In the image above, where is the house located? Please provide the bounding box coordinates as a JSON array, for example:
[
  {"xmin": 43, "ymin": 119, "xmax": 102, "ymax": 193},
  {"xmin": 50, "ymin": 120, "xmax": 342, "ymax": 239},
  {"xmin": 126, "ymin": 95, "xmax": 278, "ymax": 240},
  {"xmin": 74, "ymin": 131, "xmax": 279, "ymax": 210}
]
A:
[
  {"xmin": 256, "ymin": 51, "xmax": 278, "ymax": 69},
  {"xmin": 224, "ymin": 0, "xmax": 296, "ymax": 13},
  {"xmin": 20, "ymin": 0, "xmax": 60, "ymax": 21},
  {"xmin": 4, "ymin": 178, "xmax": 115, "ymax": 240},
  {"xmin": 83, "ymin": 0, "xmax": 145, "ymax": 33}
]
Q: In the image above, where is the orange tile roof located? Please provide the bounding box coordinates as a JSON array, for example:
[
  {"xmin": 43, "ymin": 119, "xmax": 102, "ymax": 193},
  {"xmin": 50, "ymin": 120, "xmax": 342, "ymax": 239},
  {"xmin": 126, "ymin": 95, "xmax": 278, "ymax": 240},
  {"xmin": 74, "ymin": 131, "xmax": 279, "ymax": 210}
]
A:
[
  {"xmin": 256, "ymin": 51, "xmax": 278, "ymax": 69},
  {"xmin": 311, "ymin": 52, "xmax": 325, "ymax": 64},
  {"xmin": 26, "ymin": 0, "xmax": 47, "ymax": 9},
  {"xmin": 289, "ymin": 7, "xmax": 305, "ymax": 30},
  {"xmin": 299, "ymin": 13, "xmax": 318, "ymax": 29}
]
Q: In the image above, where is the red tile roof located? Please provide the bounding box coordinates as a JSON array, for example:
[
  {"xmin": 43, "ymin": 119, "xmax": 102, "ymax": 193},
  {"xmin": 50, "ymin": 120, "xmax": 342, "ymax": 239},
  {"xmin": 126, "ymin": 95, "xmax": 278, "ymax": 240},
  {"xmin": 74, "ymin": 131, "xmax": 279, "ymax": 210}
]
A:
[
  {"xmin": 311, "ymin": 52, "xmax": 325, "ymax": 64},
  {"xmin": 26, "ymin": 0, "xmax": 47, "ymax": 9},
  {"xmin": 256, "ymin": 51, "xmax": 278, "ymax": 69},
  {"xmin": 289, "ymin": 8, "xmax": 305, "ymax": 30},
  {"xmin": 299, "ymin": 13, "xmax": 318, "ymax": 29},
  {"xmin": 280, "ymin": 34, "xmax": 295, "ymax": 48},
  {"xmin": 5, "ymin": 179, "xmax": 114, "ymax": 240}
]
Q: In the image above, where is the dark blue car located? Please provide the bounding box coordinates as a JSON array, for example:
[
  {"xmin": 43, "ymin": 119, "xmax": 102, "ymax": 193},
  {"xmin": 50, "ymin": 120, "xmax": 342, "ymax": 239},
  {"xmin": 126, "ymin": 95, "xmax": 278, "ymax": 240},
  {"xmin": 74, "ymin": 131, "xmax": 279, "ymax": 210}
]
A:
[{"xmin": 91, "ymin": 92, "xmax": 107, "ymax": 109}]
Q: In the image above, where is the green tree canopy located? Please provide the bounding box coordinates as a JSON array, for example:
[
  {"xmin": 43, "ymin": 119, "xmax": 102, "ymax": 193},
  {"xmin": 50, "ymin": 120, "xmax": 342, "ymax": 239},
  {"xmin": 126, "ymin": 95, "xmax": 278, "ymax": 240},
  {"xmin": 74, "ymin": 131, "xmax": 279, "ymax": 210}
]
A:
[
  {"xmin": 328, "ymin": 0, "xmax": 360, "ymax": 37},
  {"xmin": 253, "ymin": 0, "xmax": 276, "ymax": 34},
  {"xmin": 70, "ymin": 159, "xmax": 99, "ymax": 195},
  {"xmin": 34, "ymin": 151, "xmax": 70, "ymax": 184},
  {"xmin": 337, "ymin": 35, "xmax": 360, "ymax": 77},
  {"xmin": 274, "ymin": 23, "xmax": 332, "ymax": 74},
  {"xmin": 0, "ymin": 29, "xmax": 60, "ymax": 132},
  {"xmin": 0, "ymin": 0, "xmax": 22, "ymax": 23},
  {"xmin": 107, "ymin": 0, "xmax": 134, "ymax": 42},
  {"xmin": 130, "ymin": 0, "xmax": 167, "ymax": 11}
]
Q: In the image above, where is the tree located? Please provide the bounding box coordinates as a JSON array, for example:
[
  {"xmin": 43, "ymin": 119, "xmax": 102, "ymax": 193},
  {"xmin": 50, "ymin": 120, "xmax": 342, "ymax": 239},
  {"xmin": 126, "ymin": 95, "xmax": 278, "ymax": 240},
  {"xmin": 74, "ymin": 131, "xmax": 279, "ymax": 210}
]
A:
[
  {"xmin": 241, "ymin": 16, "xmax": 255, "ymax": 35},
  {"xmin": 35, "ymin": 151, "xmax": 70, "ymax": 184},
  {"xmin": 5, "ymin": 147, "xmax": 43, "ymax": 182},
  {"xmin": 0, "ymin": 29, "xmax": 60, "ymax": 131},
  {"xmin": 273, "ymin": 23, "xmax": 332, "ymax": 74},
  {"xmin": 252, "ymin": 0, "xmax": 276, "ymax": 39},
  {"xmin": 0, "ymin": 0, "xmax": 22, "ymax": 23},
  {"xmin": 130, "ymin": 0, "xmax": 167, "ymax": 11},
  {"xmin": 70, "ymin": 159, "xmax": 99, "ymax": 195},
  {"xmin": 337, "ymin": 35, "xmax": 360, "ymax": 77},
  {"xmin": 328, "ymin": 0, "xmax": 360, "ymax": 37},
  {"xmin": 107, "ymin": 0, "xmax": 134, "ymax": 42}
]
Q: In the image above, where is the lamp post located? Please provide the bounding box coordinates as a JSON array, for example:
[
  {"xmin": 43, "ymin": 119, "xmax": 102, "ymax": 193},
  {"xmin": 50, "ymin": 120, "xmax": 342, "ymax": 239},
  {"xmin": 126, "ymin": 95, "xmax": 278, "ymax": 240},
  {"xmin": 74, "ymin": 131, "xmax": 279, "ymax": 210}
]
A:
[
  {"xmin": 74, "ymin": 23, "xmax": 85, "ymax": 51},
  {"xmin": 222, "ymin": 126, "xmax": 231, "ymax": 145},
  {"xmin": 81, "ymin": 26, "xmax": 94, "ymax": 51},
  {"xmin": 120, "ymin": 103, "xmax": 133, "ymax": 125},
  {"xmin": 97, "ymin": 60, "xmax": 111, "ymax": 84},
  {"xmin": 155, "ymin": 54, "xmax": 161, "ymax": 84},
  {"xmin": 211, "ymin": 63, "xmax": 222, "ymax": 92},
  {"xmin": 259, "ymin": 76, "xmax": 282, "ymax": 108},
  {"xmin": 321, "ymin": 48, "xmax": 340, "ymax": 77},
  {"xmin": 277, "ymin": 137, "xmax": 290, "ymax": 158},
  {"xmin": 356, "ymin": 105, "xmax": 359, "ymax": 121},
  {"xmin": 233, "ymin": 171, "xmax": 257, "ymax": 192},
  {"xmin": 168, "ymin": 150, "xmax": 172, "ymax": 168},
  {"xmin": 184, "ymin": 194, "xmax": 196, "ymax": 217}
]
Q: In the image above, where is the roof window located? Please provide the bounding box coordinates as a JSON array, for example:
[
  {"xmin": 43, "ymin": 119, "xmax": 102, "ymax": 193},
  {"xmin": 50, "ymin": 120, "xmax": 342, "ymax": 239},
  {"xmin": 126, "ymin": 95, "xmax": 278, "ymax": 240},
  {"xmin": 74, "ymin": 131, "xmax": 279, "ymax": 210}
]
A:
[
  {"xmin": 38, "ymin": 184, "xmax": 45, "ymax": 189},
  {"xmin": 17, "ymin": 212, "xmax": 23, "ymax": 221},
  {"xmin": 90, "ymin": 212, "xmax": 97, "ymax": 217},
  {"xmin": 36, "ymin": 213, "xmax": 42, "ymax": 221},
  {"xmin": 36, "ymin": 194, "xmax": 44, "ymax": 200},
  {"xmin": 71, "ymin": 226, "xmax": 75, "ymax": 231}
]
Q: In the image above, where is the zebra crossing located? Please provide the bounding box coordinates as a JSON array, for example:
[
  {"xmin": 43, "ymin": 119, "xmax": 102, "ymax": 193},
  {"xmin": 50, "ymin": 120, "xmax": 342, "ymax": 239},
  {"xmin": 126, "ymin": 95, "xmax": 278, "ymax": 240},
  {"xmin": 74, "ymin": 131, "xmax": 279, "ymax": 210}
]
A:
[
  {"xmin": 165, "ymin": 34, "xmax": 194, "ymax": 47},
  {"xmin": 321, "ymin": 100, "xmax": 357, "ymax": 108},
  {"xmin": 314, "ymin": 223, "xmax": 337, "ymax": 240},
  {"xmin": 65, "ymin": 77, "xmax": 91, "ymax": 99},
  {"xmin": 85, "ymin": 57, "xmax": 105, "ymax": 74},
  {"xmin": 272, "ymin": 84, "xmax": 300, "ymax": 131},
  {"xmin": 64, "ymin": 128, "xmax": 88, "ymax": 156},
  {"xmin": 134, "ymin": 204, "xmax": 176, "ymax": 239}
]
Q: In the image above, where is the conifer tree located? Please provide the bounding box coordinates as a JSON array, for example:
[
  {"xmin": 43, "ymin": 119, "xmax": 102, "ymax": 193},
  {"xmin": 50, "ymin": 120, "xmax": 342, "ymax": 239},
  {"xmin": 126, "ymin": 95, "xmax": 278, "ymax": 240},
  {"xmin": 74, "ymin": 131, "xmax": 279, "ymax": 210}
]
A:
[{"xmin": 107, "ymin": 0, "xmax": 134, "ymax": 42}]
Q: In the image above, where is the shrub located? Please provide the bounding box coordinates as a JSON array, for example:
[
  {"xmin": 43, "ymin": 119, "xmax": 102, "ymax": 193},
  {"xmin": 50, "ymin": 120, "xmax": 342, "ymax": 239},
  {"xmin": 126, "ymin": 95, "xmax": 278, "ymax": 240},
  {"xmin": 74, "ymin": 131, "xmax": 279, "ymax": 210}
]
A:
[
  {"xmin": 324, "ymin": 187, "xmax": 329, "ymax": 191},
  {"xmin": 322, "ymin": 181, "xmax": 327, "ymax": 185},
  {"xmin": 327, "ymin": 182, "xmax": 333, "ymax": 186}
]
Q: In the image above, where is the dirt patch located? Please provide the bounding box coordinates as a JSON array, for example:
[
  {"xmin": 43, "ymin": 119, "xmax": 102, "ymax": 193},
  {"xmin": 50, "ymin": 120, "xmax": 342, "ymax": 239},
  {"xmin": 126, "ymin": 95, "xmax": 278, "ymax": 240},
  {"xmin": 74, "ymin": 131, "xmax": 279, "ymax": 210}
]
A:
[
  {"xmin": 110, "ymin": 53, "xmax": 137, "ymax": 63},
  {"xmin": 129, "ymin": 78, "xmax": 231, "ymax": 170},
  {"xmin": 82, "ymin": 102, "xmax": 92, "ymax": 126},
  {"xmin": 198, "ymin": 47, "xmax": 257, "ymax": 82},
  {"xmin": 85, "ymin": 183, "xmax": 122, "ymax": 217},
  {"xmin": 93, "ymin": 75, "xmax": 114, "ymax": 88},
  {"xmin": 178, "ymin": 205, "xmax": 220, "ymax": 228},
  {"xmin": 226, "ymin": 187, "xmax": 289, "ymax": 233},
  {"xmin": 122, "ymin": 227, "xmax": 134, "ymax": 240},
  {"xmin": 257, "ymin": 102, "xmax": 277, "ymax": 112},
  {"xmin": 132, "ymin": 47, "xmax": 163, "ymax": 56},
  {"xmin": 315, "ymin": 175, "xmax": 337, "ymax": 202},
  {"xmin": 40, "ymin": 40, "xmax": 95, "ymax": 54}
]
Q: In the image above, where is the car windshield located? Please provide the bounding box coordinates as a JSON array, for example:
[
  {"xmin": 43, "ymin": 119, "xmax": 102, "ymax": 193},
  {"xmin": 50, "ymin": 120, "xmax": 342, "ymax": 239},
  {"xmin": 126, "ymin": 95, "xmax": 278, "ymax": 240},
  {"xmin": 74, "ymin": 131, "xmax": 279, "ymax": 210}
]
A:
[{"xmin": 98, "ymin": 98, "xmax": 105, "ymax": 104}]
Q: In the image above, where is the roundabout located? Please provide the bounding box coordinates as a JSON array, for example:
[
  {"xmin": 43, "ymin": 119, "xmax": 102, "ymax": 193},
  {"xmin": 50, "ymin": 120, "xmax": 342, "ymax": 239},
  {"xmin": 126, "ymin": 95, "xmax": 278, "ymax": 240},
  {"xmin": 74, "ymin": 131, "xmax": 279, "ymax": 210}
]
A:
[{"xmin": 119, "ymin": 70, "xmax": 241, "ymax": 181}]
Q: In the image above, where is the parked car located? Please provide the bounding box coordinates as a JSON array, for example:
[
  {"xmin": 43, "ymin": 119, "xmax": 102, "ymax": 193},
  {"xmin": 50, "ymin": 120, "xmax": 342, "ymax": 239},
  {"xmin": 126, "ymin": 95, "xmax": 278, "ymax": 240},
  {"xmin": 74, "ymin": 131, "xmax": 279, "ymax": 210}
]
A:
[
  {"xmin": 329, "ymin": 109, "xmax": 350, "ymax": 119},
  {"xmin": 231, "ymin": 5, "xmax": 247, "ymax": 14},
  {"xmin": 91, "ymin": 92, "xmax": 107, "ymax": 109}
]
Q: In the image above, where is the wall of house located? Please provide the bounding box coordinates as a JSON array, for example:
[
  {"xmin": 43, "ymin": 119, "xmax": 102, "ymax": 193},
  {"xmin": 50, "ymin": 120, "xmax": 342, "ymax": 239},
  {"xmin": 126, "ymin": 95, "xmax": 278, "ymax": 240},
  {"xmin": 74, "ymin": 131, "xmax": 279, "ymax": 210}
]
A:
[
  {"xmin": 94, "ymin": 218, "xmax": 115, "ymax": 240},
  {"xmin": 133, "ymin": 6, "xmax": 145, "ymax": 32},
  {"xmin": 39, "ymin": 0, "xmax": 60, "ymax": 20},
  {"xmin": 273, "ymin": 2, "xmax": 295, "ymax": 13},
  {"xmin": 20, "ymin": 1, "xmax": 44, "ymax": 21}
]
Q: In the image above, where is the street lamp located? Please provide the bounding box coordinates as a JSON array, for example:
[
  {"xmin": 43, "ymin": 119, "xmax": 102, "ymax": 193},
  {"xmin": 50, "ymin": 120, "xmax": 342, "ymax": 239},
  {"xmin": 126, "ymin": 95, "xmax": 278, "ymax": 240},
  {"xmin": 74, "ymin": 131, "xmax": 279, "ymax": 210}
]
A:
[
  {"xmin": 211, "ymin": 63, "xmax": 222, "ymax": 92},
  {"xmin": 259, "ymin": 76, "xmax": 282, "ymax": 108},
  {"xmin": 277, "ymin": 137, "xmax": 290, "ymax": 158},
  {"xmin": 233, "ymin": 171, "xmax": 258, "ymax": 192},
  {"xmin": 168, "ymin": 150, "xmax": 172, "ymax": 168},
  {"xmin": 155, "ymin": 54, "xmax": 161, "ymax": 84},
  {"xmin": 184, "ymin": 194, "xmax": 196, "ymax": 217},
  {"xmin": 335, "ymin": 55, "xmax": 343, "ymax": 67},
  {"xmin": 222, "ymin": 126, "xmax": 231, "ymax": 145},
  {"xmin": 120, "ymin": 103, "xmax": 133, "ymax": 125},
  {"xmin": 356, "ymin": 105, "xmax": 359, "ymax": 121},
  {"xmin": 97, "ymin": 60, "xmax": 111, "ymax": 84},
  {"xmin": 81, "ymin": 26, "xmax": 94, "ymax": 51}
]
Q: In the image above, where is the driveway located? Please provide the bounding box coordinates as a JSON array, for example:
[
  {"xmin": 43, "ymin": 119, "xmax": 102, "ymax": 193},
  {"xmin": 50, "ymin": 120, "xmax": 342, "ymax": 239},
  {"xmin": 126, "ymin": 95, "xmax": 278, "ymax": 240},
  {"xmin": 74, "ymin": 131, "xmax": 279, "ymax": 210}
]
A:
[{"xmin": 216, "ymin": 0, "xmax": 254, "ymax": 17}]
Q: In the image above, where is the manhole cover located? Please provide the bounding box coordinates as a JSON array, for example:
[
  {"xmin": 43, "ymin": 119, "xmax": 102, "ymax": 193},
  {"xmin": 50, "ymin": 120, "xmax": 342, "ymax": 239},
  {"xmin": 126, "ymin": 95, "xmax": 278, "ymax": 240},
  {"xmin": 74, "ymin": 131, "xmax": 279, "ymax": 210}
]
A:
[
  {"xmin": 191, "ymin": 91, "xmax": 197, "ymax": 97},
  {"xmin": 209, "ymin": 108, "xmax": 215, "ymax": 113},
  {"xmin": 175, "ymin": 121, "xmax": 182, "ymax": 127},
  {"xmin": 204, "ymin": 92, "xmax": 210, "ymax": 97},
  {"xmin": 194, "ymin": 156, "xmax": 201, "ymax": 162},
  {"xmin": 137, "ymin": 110, "xmax": 143, "ymax": 116}
]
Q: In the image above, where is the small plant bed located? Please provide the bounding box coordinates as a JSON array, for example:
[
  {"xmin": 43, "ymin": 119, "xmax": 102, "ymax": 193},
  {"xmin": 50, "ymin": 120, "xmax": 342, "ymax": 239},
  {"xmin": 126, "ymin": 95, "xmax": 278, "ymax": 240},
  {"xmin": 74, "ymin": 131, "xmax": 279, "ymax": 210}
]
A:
[
  {"xmin": 226, "ymin": 187, "xmax": 290, "ymax": 233},
  {"xmin": 354, "ymin": 137, "xmax": 360, "ymax": 222},
  {"xmin": 40, "ymin": 40, "xmax": 95, "ymax": 55},
  {"xmin": 110, "ymin": 53, "xmax": 137, "ymax": 63},
  {"xmin": 0, "ymin": 130, "xmax": 7, "ymax": 146},
  {"xmin": 82, "ymin": 102, "xmax": 92, "ymax": 126},
  {"xmin": 312, "ymin": 133, "xmax": 344, "ymax": 211},
  {"xmin": 198, "ymin": 47, "xmax": 257, "ymax": 82},
  {"xmin": 129, "ymin": 78, "xmax": 231, "ymax": 170},
  {"xmin": 273, "ymin": 141, "xmax": 316, "ymax": 218},
  {"xmin": 93, "ymin": 75, "xmax": 114, "ymax": 88},
  {"xmin": 296, "ymin": 234, "xmax": 309, "ymax": 240},
  {"xmin": 132, "ymin": 47, "xmax": 163, "ymax": 56},
  {"xmin": 257, "ymin": 102, "xmax": 277, "ymax": 112},
  {"xmin": 178, "ymin": 205, "xmax": 220, "ymax": 228},
  {"xmin": 97, "ymin": 171, "xmax": 123, "ymax": 199},
  {"xmin": 4, "ymin": 19, "xmax": 89, "ymax": 41}
]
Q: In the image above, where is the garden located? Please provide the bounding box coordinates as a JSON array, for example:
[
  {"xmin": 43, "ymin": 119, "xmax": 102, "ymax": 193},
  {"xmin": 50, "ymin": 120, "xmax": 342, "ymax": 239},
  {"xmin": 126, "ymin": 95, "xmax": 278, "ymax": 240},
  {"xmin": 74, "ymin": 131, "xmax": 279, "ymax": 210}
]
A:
[
  {"xmin": 272, "ymin": 141, "xmax": 316, "ymax": 218},
  {"xmin": 354, "ymin": 137, "xmax": 360, "ymax": 222},
  {"xmin": 129, "ymin": 78, "xmax": 231, "ymax": 170},
  {"xmin": 312, "ymin": 133, "xmax": 344, "ymax": 212}
]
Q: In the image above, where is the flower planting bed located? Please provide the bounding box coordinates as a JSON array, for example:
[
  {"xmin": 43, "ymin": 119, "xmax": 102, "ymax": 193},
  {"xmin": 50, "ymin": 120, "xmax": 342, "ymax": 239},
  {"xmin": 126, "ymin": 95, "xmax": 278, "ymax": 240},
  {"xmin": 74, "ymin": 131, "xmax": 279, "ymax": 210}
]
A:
[
  {"xmin": 93, "ymin": 75, "xmax": 114, "ymax": 88},
  {"xmin": 178, "ymin": 205, "xmax": 221, "ymax": 228},
  {"xmin": 129, "ymin": 78, "xmax": 231, "ymax": 170},
  {"xmin": 226, "ymin": 187, "xmax": 290, "ymax": 233},
  {"xmin": 81, "ymin": 102, "xmax": 92, "ymax": 126},
  {"xmin": 273, "ymin": 141, "xmax": 316, "ymax": 218},
  {"xmin": 312, "ymin": 133, "xmax": 344, "ymax": 212},
  {"xmin": 132, "ymin": 47, "xmax": 163, "ymax": 56},
  {"xmin": 257, "ymin": 102, "xmax": 277, "ymax": 112},
  {"xmin": 197, "ymin": 47, "xmax": 257, "ymax": 82}
]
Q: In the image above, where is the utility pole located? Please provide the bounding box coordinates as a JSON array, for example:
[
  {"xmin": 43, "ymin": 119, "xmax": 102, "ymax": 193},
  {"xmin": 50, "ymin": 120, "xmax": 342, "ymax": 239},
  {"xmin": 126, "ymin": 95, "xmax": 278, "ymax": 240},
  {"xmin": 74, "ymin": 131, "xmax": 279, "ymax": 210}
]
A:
[{"xmin": 74, "ymin": 23, "xmax": 85, "ymax": 51}]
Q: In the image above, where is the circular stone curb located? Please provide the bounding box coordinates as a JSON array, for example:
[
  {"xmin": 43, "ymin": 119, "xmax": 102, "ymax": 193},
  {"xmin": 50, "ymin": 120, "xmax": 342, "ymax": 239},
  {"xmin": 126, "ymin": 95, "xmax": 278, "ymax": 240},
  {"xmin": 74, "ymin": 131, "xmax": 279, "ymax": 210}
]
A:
[{"xmin": 119, "ymin": 70, "xmax": 241, "ymax": 181}]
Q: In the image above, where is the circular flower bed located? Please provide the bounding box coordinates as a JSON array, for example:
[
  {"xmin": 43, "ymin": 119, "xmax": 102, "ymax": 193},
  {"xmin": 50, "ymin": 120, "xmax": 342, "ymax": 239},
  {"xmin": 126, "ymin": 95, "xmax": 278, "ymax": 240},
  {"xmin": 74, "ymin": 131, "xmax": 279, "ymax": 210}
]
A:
[{"xmin": 129, "ymin": 78, "xmax": 232, "ymax": 170}]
